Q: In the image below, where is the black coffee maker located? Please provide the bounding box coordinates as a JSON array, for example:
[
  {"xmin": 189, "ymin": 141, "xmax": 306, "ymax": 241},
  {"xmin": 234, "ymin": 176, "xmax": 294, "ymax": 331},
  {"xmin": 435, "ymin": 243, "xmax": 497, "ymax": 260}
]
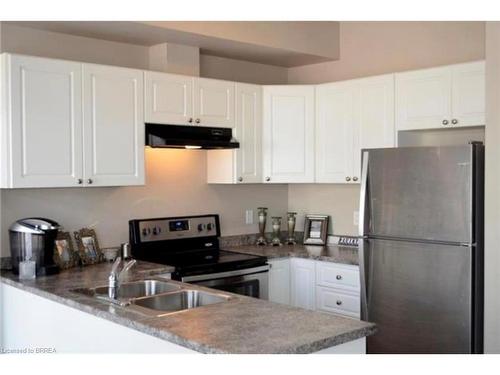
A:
[{"xmin": 9, "ymin": 218, "xmax": 60, "ymax": 276}]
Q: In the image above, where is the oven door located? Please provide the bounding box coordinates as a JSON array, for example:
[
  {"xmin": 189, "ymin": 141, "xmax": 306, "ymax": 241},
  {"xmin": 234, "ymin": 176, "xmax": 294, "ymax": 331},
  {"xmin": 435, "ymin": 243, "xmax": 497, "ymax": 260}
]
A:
[{"xmin": 181, "ymin": 265, "xmax": 269, "ymax": 300}]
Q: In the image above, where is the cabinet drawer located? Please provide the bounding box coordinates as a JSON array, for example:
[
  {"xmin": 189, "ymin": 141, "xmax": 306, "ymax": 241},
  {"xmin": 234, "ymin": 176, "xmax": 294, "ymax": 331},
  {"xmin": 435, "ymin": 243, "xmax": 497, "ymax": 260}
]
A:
[
  {"xmin": 316, "ymin": 262, "xmax": 360, "ymax": 291},
  {"xmin": 316, "ymin": 286, "xmax": 360, "ymax": 318}
]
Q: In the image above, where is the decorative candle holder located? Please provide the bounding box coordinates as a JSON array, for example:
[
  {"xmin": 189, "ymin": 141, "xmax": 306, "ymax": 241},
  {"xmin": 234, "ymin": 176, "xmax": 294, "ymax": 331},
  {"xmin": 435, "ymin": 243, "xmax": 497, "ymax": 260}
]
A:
[
  {"xmin": 286, "ymin": 212, "xmax": 297, "ymax": 245},
  {"xmin": 271, "ymin": 216, "xmax": 282, "ymax": 246},
  {"xmin": 256, "ymin": 207, "xmax": 268, "ymax": 246}
]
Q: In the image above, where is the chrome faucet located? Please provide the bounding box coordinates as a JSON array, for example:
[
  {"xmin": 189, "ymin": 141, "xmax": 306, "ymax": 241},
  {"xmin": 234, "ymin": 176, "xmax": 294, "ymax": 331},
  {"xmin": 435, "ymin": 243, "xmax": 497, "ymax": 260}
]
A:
[{"xmin": 108, "ymin": 257, "xmax": 137, "ymax": 299}]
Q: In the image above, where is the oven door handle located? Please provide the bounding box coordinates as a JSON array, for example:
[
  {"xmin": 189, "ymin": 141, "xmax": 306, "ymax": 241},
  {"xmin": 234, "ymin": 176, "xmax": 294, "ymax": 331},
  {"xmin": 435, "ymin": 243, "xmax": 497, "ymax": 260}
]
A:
[{"xmin": 181, "ymin": 265, "xmax": 270, "ymax": 283}]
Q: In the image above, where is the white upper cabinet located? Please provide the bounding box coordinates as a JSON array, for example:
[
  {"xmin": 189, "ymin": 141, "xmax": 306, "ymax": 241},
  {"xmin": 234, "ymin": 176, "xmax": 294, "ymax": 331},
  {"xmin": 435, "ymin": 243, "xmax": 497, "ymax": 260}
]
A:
[
  {"xmin": 193, "ymin": 78, "xmax": 235, "ymax": 128},
  {"xmin": 316, "ymin": 74, "xmax": 394, "ymax": 183},
  {"xmin": 207, "ymin": 83, "xmax": 262, "ymax": 184},
  {"xmin": 234, "ymin": 83, "xmax": 262, "ymax": 183},
  {"xmin": 83, "ymin": 64, "xmax": 145, "ymax": 187},
  {"xmin": 395, "ymin": 61, "xmax": 484, "ymax": 131},
  {"xmin": 263, "ymin": 85, "xmax": 315, "ymax": 183},
  {"xmin": 1, "ymin": 54, "xmax": 84, "ymax": 188},
  {"xmin": 451, "ymin": 61, "xmax": 485, "ymax": 127},
  {"xmin": 316, "ymin": 82, "xmax": 356, "ymax": 183},
  {"xmin": 354, "ymin": 74, "xmax": 395, "ymax": 176},
  {"xmin": 144, "ymin": 71, "xmax": 194, "ymax": 125}
]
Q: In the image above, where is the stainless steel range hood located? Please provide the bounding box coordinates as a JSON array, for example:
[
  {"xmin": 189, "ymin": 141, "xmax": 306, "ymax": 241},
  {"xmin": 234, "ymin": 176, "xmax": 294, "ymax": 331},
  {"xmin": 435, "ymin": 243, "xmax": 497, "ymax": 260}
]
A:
[{"xmin": 145, "ymin": 123, "xmax": 239, "ymax": 150}]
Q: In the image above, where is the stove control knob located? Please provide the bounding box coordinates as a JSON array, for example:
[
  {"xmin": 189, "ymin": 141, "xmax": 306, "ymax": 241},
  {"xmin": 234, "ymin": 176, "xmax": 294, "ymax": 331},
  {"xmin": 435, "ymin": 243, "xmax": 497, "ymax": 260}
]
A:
[
  {"xmin": 142, "ymin": 228, "xmax": 149, "ymax": 236},
  {"xmin": 198, "ymin": 223, "xmax": 205, "ymax": 232},
  {"xmin": 206, "ymin": 223, "xmax": 214, "ymax": 231},
  {"xmin": 152, "ymin": 227, "xmax": 158, "ymax": 235}
]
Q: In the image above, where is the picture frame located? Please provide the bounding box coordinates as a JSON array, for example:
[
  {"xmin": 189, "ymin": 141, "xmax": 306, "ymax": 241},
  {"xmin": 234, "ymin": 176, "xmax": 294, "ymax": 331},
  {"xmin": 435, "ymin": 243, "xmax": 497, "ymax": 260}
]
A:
[
  {"xmin": 74, "ymin": 228, "xmax": 103, "ymax": 265},
  {"xmin": 303, "ymin": 214, "xmax": 329, "ymax": 246},
  {"xmin": 53, "ymin": 231, "xmax": 78, "ymax": 269}
]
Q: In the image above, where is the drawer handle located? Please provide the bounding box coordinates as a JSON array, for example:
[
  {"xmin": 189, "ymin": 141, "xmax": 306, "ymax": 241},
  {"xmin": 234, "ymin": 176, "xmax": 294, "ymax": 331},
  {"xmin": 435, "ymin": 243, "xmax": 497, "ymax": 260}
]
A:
[
  {"xmin": 336, "ymin": 300, "xmax": 342, "ymax": 306},
  {"xmin": 336, "ymin": 275, "xmax": 342, "ymax": 280}
]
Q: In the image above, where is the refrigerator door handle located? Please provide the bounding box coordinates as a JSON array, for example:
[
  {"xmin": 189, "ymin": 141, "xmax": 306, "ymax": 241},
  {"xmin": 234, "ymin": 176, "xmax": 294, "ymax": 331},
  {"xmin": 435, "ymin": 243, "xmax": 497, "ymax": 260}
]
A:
[
  {"xmin": 359, "ymin": 150, "xmax": 369, "ymax": 237},
  {"xmin": 358, "ymin": 150, "xmax": 370, "ymax": 321}
]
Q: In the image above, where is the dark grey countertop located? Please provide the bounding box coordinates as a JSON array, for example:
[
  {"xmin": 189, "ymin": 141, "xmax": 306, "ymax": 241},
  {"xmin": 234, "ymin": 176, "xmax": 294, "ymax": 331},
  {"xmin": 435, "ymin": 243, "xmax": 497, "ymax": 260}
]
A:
[
  {"xmin": 0, "ymin": 260, "xmax": 374, "ymax": 354},
  {"xmin": 226, "ymin": 243, "xmax": 359, "ymax": 266}
]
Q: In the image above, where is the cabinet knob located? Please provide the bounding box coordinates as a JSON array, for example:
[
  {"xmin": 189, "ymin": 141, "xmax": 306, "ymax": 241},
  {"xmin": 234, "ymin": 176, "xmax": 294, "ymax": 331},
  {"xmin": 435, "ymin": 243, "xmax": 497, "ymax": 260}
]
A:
[
  {"xmin": 353, "ymin": 176, "xmax": 358, "ymax": 182},
  {"xmin": 77, "ymin": 178, "xmax": 83, "ymax": 185},
  {"xmin": 265, "ymin": 177, "xmax": 271, "ymax": 182},
  {"xmin": 238, "ymin": 177, "xmax": 243, "ymax": 182},
  {"xmin": 451, "ymin": 119, "xmax": 458, "ymax": 125},
  {"xmin": 336, "ymin": 274, "xmax": 342, "ymax": 280},
  {"xmin": 442, "ymin": 119, "xmax": 449, "ymax": 125},
  {"xmin": 87, "ymin": 179, "xmax": 93, "ymax": 185},
  {"xmin": 336, "ymin": 300, "xmax": 343, "ymax": 306},
  {"xmin": 195, "ymin": 118, "xmax": 201, "ymax": 124},
  {"xmin": 345, "ymin": 177, "xmax": 351, "ymax": 182},
  {"xmin": 188, "ymin": 118, "xmax": 193, "ymax": 123}
]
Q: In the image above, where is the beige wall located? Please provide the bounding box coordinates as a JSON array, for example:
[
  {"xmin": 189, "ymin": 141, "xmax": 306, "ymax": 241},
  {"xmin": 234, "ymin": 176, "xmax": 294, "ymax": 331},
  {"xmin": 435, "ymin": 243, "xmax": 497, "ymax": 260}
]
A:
[
  {"xmin": 484, "ymin": 21, "xmax": 500, "ymax": 354},
  {"xmin": 200, "ymin": 54, "xmax": 288, "ymax": 84},
  {"xmin": 1, "ymin": 150, "xmax": 288, "ymax": 256},
  {"xmin": 0, "ymin": 23, "xmax": 289, "ymax": 257},
  {"xmin": 288, "ymin": 21, "xmax": 485, "ymax": 84},
  {"xmin": 288, "ymin": 21, "xmax": 486, "ymax": 237}
]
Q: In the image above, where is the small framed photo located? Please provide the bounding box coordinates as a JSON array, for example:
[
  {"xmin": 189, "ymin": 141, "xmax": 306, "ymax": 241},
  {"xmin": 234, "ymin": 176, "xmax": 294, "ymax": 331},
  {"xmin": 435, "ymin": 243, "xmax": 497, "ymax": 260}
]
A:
[
  {"xmin": 303, "ymin": 215, "xmax": 329, "ymax": 246},
  {"xmin": 53, "ymin": 231, "xmax": 78, "ymax": 269},
  {"xmin": 74, "ymin": 228, "xmax": 103, "ymax": 265}
]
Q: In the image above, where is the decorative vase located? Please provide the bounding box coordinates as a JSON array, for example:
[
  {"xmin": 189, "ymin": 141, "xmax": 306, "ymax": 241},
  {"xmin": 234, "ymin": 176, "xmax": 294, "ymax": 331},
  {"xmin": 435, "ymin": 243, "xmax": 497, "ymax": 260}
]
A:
[
  {"xmin": 286, "ymin": 212, "xmax": 297, "ymax": 245},
  {"xmin": 256, "ymin": 207, "xmax": 268, "ymax": 245},
  {"xmin": 271, "ymin": 216, "xmax": 282, "ymax": 246}
]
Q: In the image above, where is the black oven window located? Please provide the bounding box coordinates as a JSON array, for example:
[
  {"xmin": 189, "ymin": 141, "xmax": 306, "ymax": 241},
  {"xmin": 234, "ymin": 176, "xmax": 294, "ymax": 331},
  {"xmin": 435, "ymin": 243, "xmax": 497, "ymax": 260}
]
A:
[{"xmin": 211, "ymin": 279, "xmax": 260, "ymax": 298}]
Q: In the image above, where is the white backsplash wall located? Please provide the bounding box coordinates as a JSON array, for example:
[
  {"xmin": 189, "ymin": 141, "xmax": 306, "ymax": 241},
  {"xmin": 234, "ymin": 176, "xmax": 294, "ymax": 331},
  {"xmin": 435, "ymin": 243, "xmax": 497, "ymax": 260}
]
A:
[
  {"xmin": 288, "ymin": 184, "xmax": 360, "ymax": 236},
  {"xmin": 0, "ymin": 149, "xmax": 288, "ymax": 257}
]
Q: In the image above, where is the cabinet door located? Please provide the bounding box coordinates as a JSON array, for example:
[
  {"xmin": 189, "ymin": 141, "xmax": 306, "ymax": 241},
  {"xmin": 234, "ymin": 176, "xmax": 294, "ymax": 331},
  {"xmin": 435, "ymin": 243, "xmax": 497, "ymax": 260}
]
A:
[
  {"xmin": 353, "ymin": 74, "xmax": 395, "ymax": 179},
  {"xmin": 290, "ymin": 258, "xmax": 316, "ymax": 310},
  {"xmin": 395, "ymin": 66, "xmax": 452, "ymax": 131},
  {"xmin": 144, "ymin": 71, "xmax": 193, "ymax": 125},
  {"xmin": 83, "ymin": 64, "xmax": 144, "ymax": 187},
  {"xmin": 235, "ymin": 83, "xmax": 262, "ymax": 183},
  {"xmin": 451, "ymin": 61, "xmax": 485, "ymax": 127},
  {"xmin": 4, "ymin": 54, "xmax": 83, "ymax": 188},
  {"xmin": 263, "ymin": 86, "xmax": 315, "ymax": 183},
  {"xmin": 268, "ymin": 259, "xmax": 291, "ymax": 304},
  {"xmin": 193, "ymin": 78, "xmax": 235, "ymax": 128},
  {"xmin": 315, "ymin": 82, "xmax": 356, "ymax": 183}
]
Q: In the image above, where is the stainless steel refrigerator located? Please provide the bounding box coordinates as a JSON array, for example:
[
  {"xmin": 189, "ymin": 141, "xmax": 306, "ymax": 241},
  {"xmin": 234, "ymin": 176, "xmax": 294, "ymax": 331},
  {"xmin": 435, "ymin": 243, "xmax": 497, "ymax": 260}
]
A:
[{"xmin": 358, "ymin": 143, "xmax": 484, "ymax": 354}]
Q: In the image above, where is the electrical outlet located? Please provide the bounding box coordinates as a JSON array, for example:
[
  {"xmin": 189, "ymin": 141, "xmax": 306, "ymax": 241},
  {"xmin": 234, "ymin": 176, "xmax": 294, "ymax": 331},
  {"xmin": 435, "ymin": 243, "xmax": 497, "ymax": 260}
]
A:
[
  {"xmin": 245, "ymin": 209, "xmax": 254, "ymax": 225},
  {"xmin": 353, "ymin": 211, "xmax": 359, "ymax": 226}
]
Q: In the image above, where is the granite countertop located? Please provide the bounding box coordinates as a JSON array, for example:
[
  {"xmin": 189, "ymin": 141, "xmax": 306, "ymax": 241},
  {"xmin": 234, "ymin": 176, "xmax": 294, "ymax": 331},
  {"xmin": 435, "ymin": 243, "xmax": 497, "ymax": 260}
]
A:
[
  {"xmin": 225, "ymin": 243, "xmax": 360, "ymax": 266},
  {"xmin": 0, "ymin": 261, "xmax": 375, "ymax": 354}
]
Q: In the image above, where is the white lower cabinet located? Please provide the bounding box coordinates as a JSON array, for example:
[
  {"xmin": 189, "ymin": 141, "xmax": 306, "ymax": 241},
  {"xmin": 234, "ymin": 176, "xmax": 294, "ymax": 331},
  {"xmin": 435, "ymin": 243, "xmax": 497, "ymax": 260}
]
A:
[
  {"xmin": 290, "ymin": 258, "xmax": 316, "ymax": 310},
  {"xmin": 268, "ymin": 258, "xmax": 360, "ymax": 319},
  {"xmin": 316, "ymin": 286, "xmax": 360, "ymax": 318},
  {"xmin": 268, "ymin": 258, "xmax": 291, "ymax": 304}
]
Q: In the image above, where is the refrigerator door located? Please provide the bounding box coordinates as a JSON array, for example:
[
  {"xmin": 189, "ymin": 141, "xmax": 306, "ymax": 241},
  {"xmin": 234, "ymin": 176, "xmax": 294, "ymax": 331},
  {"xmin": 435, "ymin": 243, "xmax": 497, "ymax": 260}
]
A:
[
  {"xmin": 360, "ymin": 238, "xmax": 473, "ymax": 354},
  {"xmin": 363, "ymin": 145, "xmax": 473, "ymax": 244}
]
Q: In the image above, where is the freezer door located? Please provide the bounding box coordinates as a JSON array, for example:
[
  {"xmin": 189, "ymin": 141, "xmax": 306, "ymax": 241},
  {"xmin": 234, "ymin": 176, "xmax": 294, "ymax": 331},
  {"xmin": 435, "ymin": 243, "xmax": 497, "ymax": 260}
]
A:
[
  {"xmin": 363, "ymin": 145, "xmax": 473, "ymax": 243},
  {"xmin": 360, "ymin": 239, "xmax": 473, "ymax": 354}
]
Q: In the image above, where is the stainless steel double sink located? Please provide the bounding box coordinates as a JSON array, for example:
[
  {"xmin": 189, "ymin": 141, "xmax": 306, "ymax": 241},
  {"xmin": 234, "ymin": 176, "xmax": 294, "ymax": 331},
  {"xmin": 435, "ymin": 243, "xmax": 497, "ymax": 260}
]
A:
[{"xmin": 73, "ymin": 279, "xmax": 234, "ymax": 316}]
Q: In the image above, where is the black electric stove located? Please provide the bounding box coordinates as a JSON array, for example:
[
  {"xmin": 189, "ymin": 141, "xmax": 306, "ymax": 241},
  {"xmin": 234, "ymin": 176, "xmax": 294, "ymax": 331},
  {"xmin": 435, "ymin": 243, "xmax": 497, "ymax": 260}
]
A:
[{"xmin": 129, "ymin": 215, "xmax": 269, "ymax": 299}]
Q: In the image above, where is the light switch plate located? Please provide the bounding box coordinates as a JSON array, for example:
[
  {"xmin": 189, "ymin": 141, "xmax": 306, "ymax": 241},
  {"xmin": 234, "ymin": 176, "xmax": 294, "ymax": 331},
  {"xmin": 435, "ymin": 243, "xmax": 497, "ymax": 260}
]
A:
[
  {"xmin": 245, "ymin": 209, "xmax": 254, "ymax": 225},
  {"xmin": 353, "ymin": 211, "xmax": 359, "ymax": 226}
]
